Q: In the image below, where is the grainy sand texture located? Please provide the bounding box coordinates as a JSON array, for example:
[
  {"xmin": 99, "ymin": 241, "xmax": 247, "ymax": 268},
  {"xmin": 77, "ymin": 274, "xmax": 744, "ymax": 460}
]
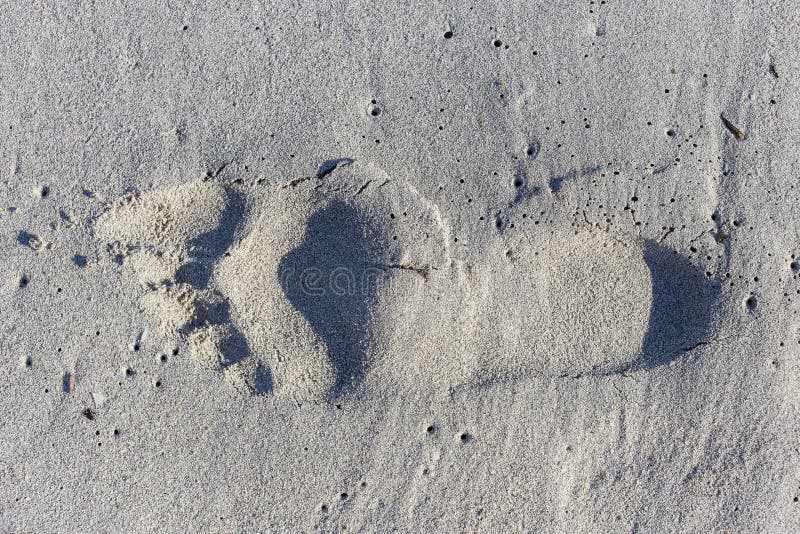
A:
[{"xmin": 2, "ymin": 1, "xmax": 799, "ymax": 532}]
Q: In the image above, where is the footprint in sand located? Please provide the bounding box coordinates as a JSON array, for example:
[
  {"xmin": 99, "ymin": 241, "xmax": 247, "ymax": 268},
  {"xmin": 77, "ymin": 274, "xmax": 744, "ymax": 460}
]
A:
[
  {"xmin": 96, "ymin": 162, "xmax": 453, "ymax": 400},
  {"xmin": 95, "ymin": 161, "xmax": 717, "ymax": 401}
]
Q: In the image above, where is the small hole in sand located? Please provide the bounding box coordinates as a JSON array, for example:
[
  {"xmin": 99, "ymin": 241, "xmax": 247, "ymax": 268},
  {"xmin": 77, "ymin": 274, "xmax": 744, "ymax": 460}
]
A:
[
  {"xmin": 493, "ymin": 39, "xmax": 502, "ymax": 47},
  {"xmin": 72, "ymin": 255, "xmax": 88, "ymax": 268},
  {"xmin": 459, "ymin": 432, "xmax": 471, "ymax": 443},
  {"xmin": 444, "ymin": 30, "xmax": 453, "ymax": 39},
  {"xmin": 745, "ymin": 295, "xmax": 757, "ymax": 311},
  {"xmin": 340, "ymin": 492, "xmax": 348, "ymax": 500}
]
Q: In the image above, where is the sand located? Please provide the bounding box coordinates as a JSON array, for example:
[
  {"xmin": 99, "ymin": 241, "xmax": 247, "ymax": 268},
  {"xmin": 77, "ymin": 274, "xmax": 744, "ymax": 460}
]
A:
[{"xmin": 2, "ymin": 1, "xmax": 799, "ymax": 531}]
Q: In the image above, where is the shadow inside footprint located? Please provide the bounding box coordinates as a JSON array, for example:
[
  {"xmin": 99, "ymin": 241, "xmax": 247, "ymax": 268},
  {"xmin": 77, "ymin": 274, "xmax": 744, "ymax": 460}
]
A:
[
  {"xmin": 632, "ymin": 241, "xmax": 722, "ymax": 370},
  {"xmin": 175, "ymin": 188, "xmax": 248, "ymax": 288},
  {"xmin": 278, "ymin": 200, "xmax": 387, "ymax": 398},
  {"xmin": 175, "ymin": 188, "xmax": 270, "ymax": 393}
]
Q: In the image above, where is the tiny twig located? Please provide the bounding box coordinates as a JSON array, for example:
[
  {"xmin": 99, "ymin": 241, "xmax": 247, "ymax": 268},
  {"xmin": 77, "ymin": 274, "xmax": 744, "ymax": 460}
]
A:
[{"xmin": 721, "ymin": 115, "xmax": 744, "ymax": 140}]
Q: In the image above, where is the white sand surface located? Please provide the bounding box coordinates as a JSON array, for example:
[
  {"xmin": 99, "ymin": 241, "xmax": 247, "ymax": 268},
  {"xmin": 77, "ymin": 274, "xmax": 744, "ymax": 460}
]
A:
[{"xmin": 1, "ymin": 1, "xmax": 799, "ymax": 531}]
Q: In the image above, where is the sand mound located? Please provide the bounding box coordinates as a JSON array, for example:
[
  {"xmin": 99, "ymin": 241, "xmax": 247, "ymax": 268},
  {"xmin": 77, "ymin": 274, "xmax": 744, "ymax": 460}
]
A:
[{"xmin": 95, "ymin": 180, "xmax": 228, "ymax": 253}]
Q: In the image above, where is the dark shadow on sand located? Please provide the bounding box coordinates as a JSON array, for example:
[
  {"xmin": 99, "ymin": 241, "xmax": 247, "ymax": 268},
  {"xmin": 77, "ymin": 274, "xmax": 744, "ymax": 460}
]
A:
[
  {"xmin": 622, "ymin": 241, "xmax": 722, "ymax": 372},
  {"xmin": 278, "ymin": 200, "xmax": 387, "ymax": 399},
  {"xmin": 173, "ymin": 186, "xmax": 272, "ymax": 394}
]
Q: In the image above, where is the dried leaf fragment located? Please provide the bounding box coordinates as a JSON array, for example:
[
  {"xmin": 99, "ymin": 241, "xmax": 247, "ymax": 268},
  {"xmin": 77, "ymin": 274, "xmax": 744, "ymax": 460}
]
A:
[{"xmin": 721, "ymin": 115, "xmax": 744, "ymax": 140}]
